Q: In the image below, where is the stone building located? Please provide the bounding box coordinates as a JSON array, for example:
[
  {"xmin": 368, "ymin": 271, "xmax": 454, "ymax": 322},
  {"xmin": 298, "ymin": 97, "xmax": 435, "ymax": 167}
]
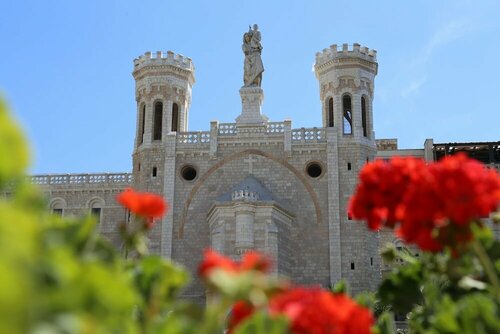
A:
[{"xmin": 25, "ymin": 42, "xmax": 499, "ymax": 303}]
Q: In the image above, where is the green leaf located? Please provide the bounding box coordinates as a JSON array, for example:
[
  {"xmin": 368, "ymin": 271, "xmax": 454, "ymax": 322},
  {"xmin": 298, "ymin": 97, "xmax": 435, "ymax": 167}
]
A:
[
  {"xmin": 378, "ymin": 262, "xmax": 423, "ymax": 314},
  {"xmin": 331, "ymin": 279, "xmax": 348, "ymax": 294},
  {"xmin": 381, "ymin": 243, "xmax": 397, "ymax": 264},
  {"xmin": 234, "ymin": 312, "xmax": 289, "ymax": 334},
  {"xmin": 375, "ymin": 311, "xmax": 396, "ymax": 334},
  {"xmin": 355, "ymin": 291, "xmax": 376, "ymax": 308}
]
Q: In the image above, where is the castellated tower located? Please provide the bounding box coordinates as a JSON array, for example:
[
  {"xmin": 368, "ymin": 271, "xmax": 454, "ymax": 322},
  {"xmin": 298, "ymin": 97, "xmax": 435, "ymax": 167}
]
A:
[
  {"xmin": 314, "ymin": 43, "xmax": 380, "ymax": 292},
  {"xmin": 132, "ymin": 51, "xmax": 195, "ymax": 254}
]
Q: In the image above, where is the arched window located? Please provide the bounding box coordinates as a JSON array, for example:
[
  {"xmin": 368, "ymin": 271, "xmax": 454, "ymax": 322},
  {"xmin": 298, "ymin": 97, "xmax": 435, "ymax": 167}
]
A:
[
  {"xmin": 171, "ymin": 103, "xmax": 179, "ymax": 132},
  {"xmin": 88, "ymin": 197, "xmax": 105, "ymax": 224},
  {"xmin": 153, "ymin": 101, "xmax": 163, "ymax": 140},
  {"xmin": 139, "ymin": 104, "xmax": 146, "ymax": 145},
  {"xmin": 361, "ymin": 96, "xmax": 367, "ymax": 137},
  {"xmin": 50, "ymin": 198, "xmax": 66, "ymax": 216},
  {"xmin": 342, "ymin": 94, "xmax": 352, "ymax": 135},
  {"xmin": 327, "ymin": 97, "xmax": 334, "ymax": 127}
]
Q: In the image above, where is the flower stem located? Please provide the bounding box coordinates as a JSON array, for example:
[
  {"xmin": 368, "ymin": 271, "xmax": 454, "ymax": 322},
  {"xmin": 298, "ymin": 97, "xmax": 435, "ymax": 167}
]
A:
[{"xmin": 471, "ymin": 240, "xmax": 500, "ymax": 296}]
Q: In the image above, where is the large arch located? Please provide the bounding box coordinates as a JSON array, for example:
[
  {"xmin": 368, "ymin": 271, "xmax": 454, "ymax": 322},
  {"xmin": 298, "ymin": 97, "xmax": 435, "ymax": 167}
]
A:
[{"xmin": 178, "ymin": 149, "xmax": 324, "ymax": 238}]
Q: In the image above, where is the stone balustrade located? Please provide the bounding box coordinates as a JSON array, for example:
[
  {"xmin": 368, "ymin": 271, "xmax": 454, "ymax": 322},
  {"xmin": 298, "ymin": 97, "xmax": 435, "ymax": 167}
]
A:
[
  {"xmin": 218, "ymin": 123, "xmax": 237, "ymax": 136},
  {"xmin": 291, "ymin": 127, "xmax": 326, "ymax": 143},
  {"xmin": 177, "ymin": 131, "xmax": 211, "ymax": 145},
  {"xmin": 266, "ymin": 122, "xmax": 285, "ymax": 134},
  {"xmin": 232, "ymin": 190, "xmax": 259, "ymax": 201},
  {"xmin": 29, "ymin": 173, "xmax": 133, "ymax": 186}
]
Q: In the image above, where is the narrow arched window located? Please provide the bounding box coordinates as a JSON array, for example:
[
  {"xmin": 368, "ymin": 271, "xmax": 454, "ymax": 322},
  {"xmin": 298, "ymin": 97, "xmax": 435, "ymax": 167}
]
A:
[
  {"xmin": 342, "ymin": 94, "xmax": 352, "ymax": 135},
  {"xmin": 50, "ymin": 198, "xmax": 66, "ymax": 217},
  {"xmin": 153, "ymin": 101, "xmax": 163, "ymax": 140},
  {"xmin": 327, "ymin": 98, "xmax": 334, "ymax": 127},
  {"xmin": 89, "ymin": 198, "xmax": 104, "ymax": 224},
  {"xmin": 171, "ymin": 103, "xmax": 179, "ymax": 132},
  {"xmin": 361, "ymin": 96, "xmax": 367, "ymax": 137},
  {"xmin": 139, "ymin": 104, "xmax": 146, "ymax": 145}
]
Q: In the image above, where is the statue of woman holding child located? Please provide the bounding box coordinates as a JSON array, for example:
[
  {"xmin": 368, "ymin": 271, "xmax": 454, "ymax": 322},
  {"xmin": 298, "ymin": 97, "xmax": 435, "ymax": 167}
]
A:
[{"xmin": 242, "ymin": 24, "xmax": 264, "ymax": 87}]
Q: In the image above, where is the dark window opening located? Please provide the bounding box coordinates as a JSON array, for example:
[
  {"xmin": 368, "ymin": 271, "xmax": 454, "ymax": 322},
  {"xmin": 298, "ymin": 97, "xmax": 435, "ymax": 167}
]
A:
[
  {"xmin": 366, "ymin": 157, "xmax": 369, "ymax": 163},
  {"xmin": 53, "ymin": 208, "xmax": 63, "ymax": 216},
  {"xmin": 306, "ymin": 162, "xmax": 323, "ymax": 178},
  {"xmin": 138, "ymin": 163, "xmax": 141, "ymax": 171},
  {"xmin": 91, "ymin": 208, "xmax": 101, "ymax": 223},
  {"xmin": 181, "ymin": 165, "xmax": 197, "ymax": 181},
  {"xmin": 153, "ymin": 101, "xmax": 163, "ymax": 140},
  {"xmin": 140, "ymin": 105, "xmax": 146, "ymax": 145},
  {"xmin": 370, "ymin": 257, "xmax": 373, "ymax": 266},
  {"xmin": 347, "ymin": 162, "xmax": 351, "ymax": 170},
  {"xmin": 152, "ymin": 167, "xmax": 157, "ymax": 177},
  {"xmin": 342, "ymin": 94, "xmax": 352, "ymax": 135},
  {"xmin": 351, "ymin": 262, "xmax": 355, "ymax": 270},
  {"xmin": 172, "ymin": 103, "xmax": 179, "ymax": 132},
  {"xmin": 361, "ymin": 96, "xmax": 367, "ymax": 137},
  {"xmin": 327, "ymin": 98, "xmax": 334, "ymax": 127}
]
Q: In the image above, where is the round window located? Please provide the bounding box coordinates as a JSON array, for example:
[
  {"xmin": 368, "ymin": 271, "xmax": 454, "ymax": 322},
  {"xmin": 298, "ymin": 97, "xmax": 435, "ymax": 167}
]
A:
[
  {"xmin": 181, "ymin": 165, "xmax": 197, "ymax": 181},
  {"xmin": 306, "ymin": 162, "xmax": 323, "ymax": 178}
]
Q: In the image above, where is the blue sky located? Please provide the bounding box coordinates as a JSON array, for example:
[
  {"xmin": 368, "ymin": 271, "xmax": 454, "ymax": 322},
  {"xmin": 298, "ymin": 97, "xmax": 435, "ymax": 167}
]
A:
[{"xmin": 1, "ymin": 0, "xmax": 499, "ymax": 174}]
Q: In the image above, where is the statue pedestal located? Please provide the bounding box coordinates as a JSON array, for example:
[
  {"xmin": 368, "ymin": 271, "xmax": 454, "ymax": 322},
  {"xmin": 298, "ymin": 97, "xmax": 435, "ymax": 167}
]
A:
[{"xmin": 236, "ymin": 87, "xmax": 268, "ymax": 127}]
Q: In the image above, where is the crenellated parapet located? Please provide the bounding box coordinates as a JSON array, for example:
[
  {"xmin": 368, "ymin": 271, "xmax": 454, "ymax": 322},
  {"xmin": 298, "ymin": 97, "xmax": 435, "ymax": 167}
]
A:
[
  {"xmin": 133, "ymin": 50, "xmax": 194, "ymax": 72},
  {"xmin": 314, "ymin": 43, "xmax": 378, "ymax": 78},
  {"xmin": 315, "ymin": 43, "xmax": 377, "ymax": 65}
]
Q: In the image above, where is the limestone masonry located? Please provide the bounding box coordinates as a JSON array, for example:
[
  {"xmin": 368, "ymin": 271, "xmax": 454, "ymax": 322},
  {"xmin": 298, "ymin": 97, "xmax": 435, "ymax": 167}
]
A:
[{"xmin": 26, "ymin": 42, "xmax": 500, "ymax": 303}]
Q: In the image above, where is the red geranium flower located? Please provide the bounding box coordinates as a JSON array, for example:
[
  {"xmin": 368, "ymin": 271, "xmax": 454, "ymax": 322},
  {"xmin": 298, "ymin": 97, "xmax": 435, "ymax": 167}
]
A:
[
  {"xmin": 198, "ymin": 249, "xmax": 271, "ymax": 278},
  {"xmin": 227, "ymin": 300, "xmax": 255, "ymax": 334},
  {"xmin": 349, "ymin": 153, "xmax": 500, "ymax": 252},
  {"xmin": 198, "ymin": 249, "xmax": 239, "ymax": 277},
  {"xmin": 269, "ymin": 287, "xmax": 374, "ymax": 334},
  {"xmin": 116, "ymin": 188, "xmax": 168, "ymax": 228},
  {"xmin": 240, "ymin": 251, "xmax": 271, "ymax": 273}
]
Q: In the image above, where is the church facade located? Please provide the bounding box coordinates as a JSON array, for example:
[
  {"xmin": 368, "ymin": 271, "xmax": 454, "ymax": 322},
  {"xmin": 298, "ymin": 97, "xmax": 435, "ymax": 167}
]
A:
[{"xmin": 26, "ymin": 41, "xmax": 500, "ymax": 302}]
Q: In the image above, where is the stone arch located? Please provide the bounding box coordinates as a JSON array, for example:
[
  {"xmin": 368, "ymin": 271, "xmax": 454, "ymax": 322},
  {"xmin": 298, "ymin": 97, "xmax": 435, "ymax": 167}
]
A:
[
  {"xmin": 178, "ymin": 149, "xmax": 324, "ymax": 238},
  {"xmin": 87, "ymin": 196, "xmax": 105, "ymax": 209},
  {"xmin": 392, "ymin": 238, "xmax": 405, "ymax": 248},
  {"xmin": 49, "ymin": 197, "xmax": 66, "ymax": 216},
  {"xmin": 49, "ymin": 197, "xmax": 66, "ymax": 209},
  {"xmin": 87, "ymin": 196, "xmax": 105, "ymax": 224}
]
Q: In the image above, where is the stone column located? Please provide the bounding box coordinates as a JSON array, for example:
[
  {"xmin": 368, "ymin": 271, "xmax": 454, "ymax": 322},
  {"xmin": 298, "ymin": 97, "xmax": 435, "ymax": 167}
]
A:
[
  {"xmin": 210, "ymin": 120, "xmax": 218, "ymax": 157},
  {"xmin": 211, "ymin": 221, "xmax": 225, "ymax": 253},
  {"xmin": 265, "ymin": 220, "xmax": 279, "ymax": 276},
  {"xmin": 284, "ymin": 119, "xmax": 292, "ymax": 156},
  {"xmin": 161, "ymin": 133, "xmax": 176, "ymax": 259},
  {"xmin": 326, "ymin": 127, "xmax": 342, "ymax": 285},
  {"xmin": 235, "ymin": 204, "xmax": 255, "ymax": 254}
]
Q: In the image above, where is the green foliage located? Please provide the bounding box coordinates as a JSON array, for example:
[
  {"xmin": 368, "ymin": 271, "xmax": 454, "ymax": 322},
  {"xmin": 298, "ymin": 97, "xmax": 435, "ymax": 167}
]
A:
[
  {"xmin": 376, "ymin": 228, "xmax": 500, "ymax": 334},
  {"xmin": 331, "ymin": 279, "xmax": 348, "ymax": 294},
  {"xmin": 378, "ymin": 260, "xmax": 424, "ymax": 314},
  {"xmin": 234, "ymin": 312, "xmax": 289, "ymax": 334}
]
